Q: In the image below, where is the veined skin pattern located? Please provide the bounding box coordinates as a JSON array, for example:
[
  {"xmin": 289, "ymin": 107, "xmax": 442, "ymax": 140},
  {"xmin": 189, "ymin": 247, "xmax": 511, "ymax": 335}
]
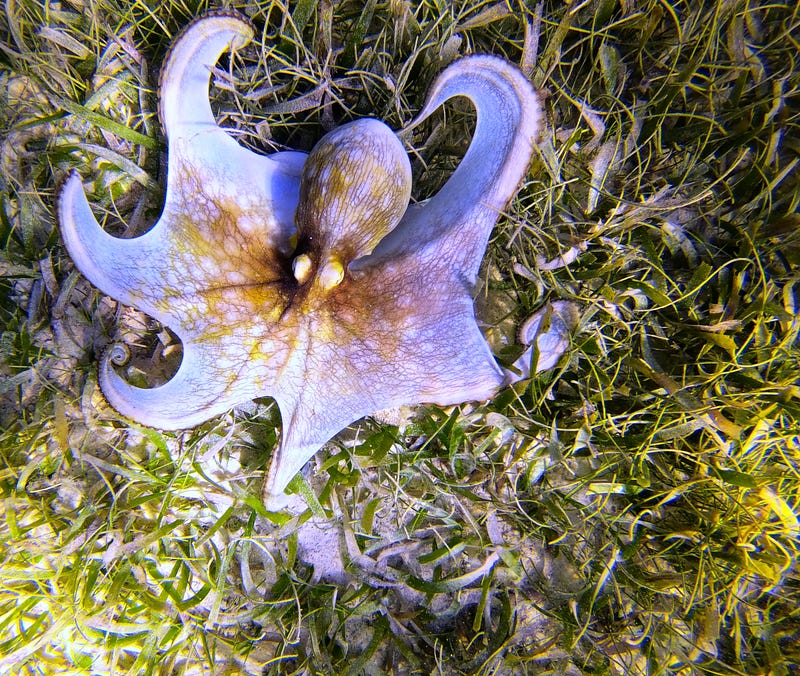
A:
[{"xmin": 57, "ymin": 10, "xmax": 576, "ymax": 507}]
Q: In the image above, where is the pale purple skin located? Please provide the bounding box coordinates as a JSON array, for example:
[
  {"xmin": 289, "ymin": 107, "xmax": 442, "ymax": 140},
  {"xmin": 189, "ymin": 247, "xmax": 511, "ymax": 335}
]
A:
[{"xmin": 58, "ymin": 11, "xmax": 570, "ymax": 507}]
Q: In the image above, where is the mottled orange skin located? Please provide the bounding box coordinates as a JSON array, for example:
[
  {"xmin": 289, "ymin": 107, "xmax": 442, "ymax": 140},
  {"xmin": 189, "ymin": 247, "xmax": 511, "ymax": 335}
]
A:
[{"xmin": 296, "ymin": 119, "xmax": 412, "ymax": 263}]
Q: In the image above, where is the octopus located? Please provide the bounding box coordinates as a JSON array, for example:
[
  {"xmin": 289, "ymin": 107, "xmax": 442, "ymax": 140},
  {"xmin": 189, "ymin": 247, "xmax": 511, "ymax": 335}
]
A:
[{"xmin": 57, "ymin": 11, "xmax": 576, "ymax": 507}]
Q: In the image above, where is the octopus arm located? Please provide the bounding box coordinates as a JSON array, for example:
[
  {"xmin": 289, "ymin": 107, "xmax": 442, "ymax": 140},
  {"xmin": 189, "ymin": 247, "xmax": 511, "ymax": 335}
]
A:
[
  {"xmin": 58, "ymin": 172, "xmax": 176, "ymax": 320},
  {"xmin": 98, "ymin": 340, "xmax": 254, "ymax": 430},
  {"xmin": 261, "ymin": 272, "xmax": 504, "ymax": 506},
  {"xmin": 158, "ymin": 11, "xmax": 254, "ymax": 139},
  {"xmin": 368, "ymin": 55, "xmax": 542, "ymax": 284}
]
